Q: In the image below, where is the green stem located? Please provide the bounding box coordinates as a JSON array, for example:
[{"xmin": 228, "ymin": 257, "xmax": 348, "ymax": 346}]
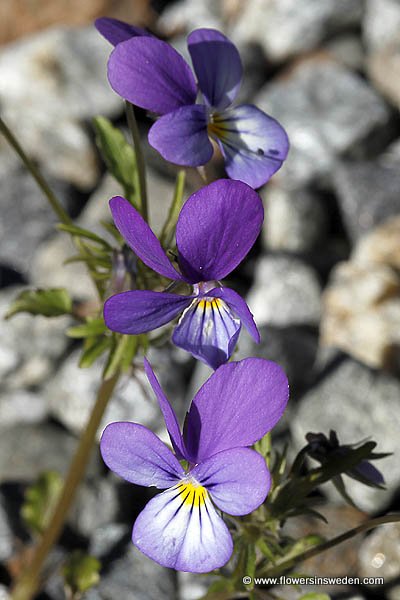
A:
[
  {"xmin": 160, "ymin": 169, "xmax": 186, "ymax": 248},
  {"xmin": 0, "ymin": 117, "xmax": 72, "ymax": 226},
  {"xmin": 11, "ymin": 372, "xmax": 120, "ymax": 600},
  {"xmin": 125, "ymin": 102, "xmax": 148, "ymax": 222},
  {"xmin": 260, "ymin": 513, "xmax": 400, "ymax": 577}
]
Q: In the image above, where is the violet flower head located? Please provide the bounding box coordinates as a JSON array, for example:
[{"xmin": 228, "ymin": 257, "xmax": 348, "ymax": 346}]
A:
[
  {"xmin": 95, "ymin": 18, "xmax": 289, "ymax": 189},
  {"xmin": 100, "ymin": 357, "xmax": 289, "ymax": 572},
  {"xmin": 104, "ymin": 179, "xmax": 262, "ymax": 369}
]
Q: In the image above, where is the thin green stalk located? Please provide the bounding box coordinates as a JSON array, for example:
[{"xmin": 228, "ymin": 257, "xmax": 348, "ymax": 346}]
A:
[
  {"xmin": 260, "ymin": 513, "xmax": 400, "ymax": 577},
  {"xmin": 125, "ymin": 102, "xmax": 148, "ymax": 222},
  {"xmin": 0, "ymin": 117, "xmax": 72, "ymax": 226},
  {"xmin": 160, "ymin": 169, "xmax": 186, "ymax": 248},
  {"xmin": 11, "ymin": 372, "xmax": 120, "ymax": 600}
]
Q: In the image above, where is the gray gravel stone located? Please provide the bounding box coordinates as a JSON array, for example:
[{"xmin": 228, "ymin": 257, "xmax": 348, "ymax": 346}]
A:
[
  {"xmin": 333, "ymin": 153, "xmax": 400, "ymax": 243},
  {"xmin": 0, "ymin": 286, "xmax": 70, "ymax": 391},
  {"xmin": 359, "ymin": 523, "xmax": 400, "ymax": 587},
  {"xmin": 0, "ymin": 493, "xmax": 13, "ymax": 562},
  {"xmin": 0, "ymin": 165, "xmax": 72, "ymax": 275},
  {"xmin": 0, "ymin": 26, "xmax": 121, "ymax": 189},
  {"xmin": 231, "ymin": 0, "xmax": 364, "ymax": 62},
  {"xmin": 69, "ymin": 477, "xmax": 119, "ymax": 538},
  {"xmin": 85, "ymin": 544, "xmax": 177, "ymax": 600},
  {"xmin": 262, "ymin": 185, "xmax": 327, "ymax": 253},
  {"xmin": 255, "ymin": 58, "xmax": 389, "ymax": 187},
  {"xmin": 0, "ymin": 422, "xmax": 100, "ymax": 482},
  {"xmin": 246, "ymin": 255, "xmax": 322, "ymax": 328},
  {"xmin": 292, "ymin": 358, "xmax": 400, "ymax": 511},
  {"xmin": 46, "ymin": 346, "xmax": 186, "ymax": 438},
  {"xmin": 363, "ymin": 0, "xmax": 400, "ymax": 52}
]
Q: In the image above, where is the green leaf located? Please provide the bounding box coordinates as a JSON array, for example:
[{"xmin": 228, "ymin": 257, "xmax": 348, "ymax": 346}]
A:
[
  {"xmin": 6, "ymin": 288, "xmax": 73, "ymax": 319},
  {"xmin": 67, "ymin": 318, "xmax": 107, "ymax": 338},
  {"xmin": 93, "ymin": 116, "xmax": 138, "ymax": 207},
  {"xmin": 21, "ymin": 471, "xmax": 63, "ymax": 535},
  {"xmin": 298, "ymin": 594, "xmax": 331, "ymax": 600},
  {"xmin": 62, "ymin": 551, "xmax": 101, "ymax": 594},
  {"xmin": 103, "ymin": 333, "xmax": 138, "ymax": 380},
  {"xmin": 57, "ymin": 223, "xmax": 112, "ymax": 249},
  {"xmin": 79, "ymin": 337, "xmax": 112, "ymax": 368}
]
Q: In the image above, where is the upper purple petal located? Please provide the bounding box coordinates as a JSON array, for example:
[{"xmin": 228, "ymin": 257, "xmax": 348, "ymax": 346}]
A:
[
  {"xmin": 100, "ymin": 422, "xmax": 184, "ymax": 488},
  {"xmin": 191, "ymin": 447, "xmax": 271, "ymax": 515},
  {"xmin": 208, "ymin": 286, "xmax": 260, "ymax": 343},
  {"xmin": 108, "ymin": 36, "xmax": 197, "ymax": 114},
  {"xmin": 187, "ymin": 28, "xmax": 242, "ymax": 110},
  {"xmin": 104, "ymin": 290, "xmax": 192, "ymax": 334},
  {"xmin": 184, "ymin": 358, "xmax": 289, "ymax": 463},
  {"xmin": 175, "ymin": 179, "xmax": 263, "ymax": 282},
  {"xmin": 110, "ymin": 196, "xmax": 183, "ymax": 280},
  {"xmin": 144, "ymin": 358, "xmax": 187, "ymax": 460},
  {"xmin": 95, "ymin": 17, "xmax": 151, "ymax": 46},
  {"xmin": 148, "ymin": 104, "xmax": 213, "ymax": 167},
  {"xmin": 211, "ymin": 104, "xmax": 289, "ymax": 189}
]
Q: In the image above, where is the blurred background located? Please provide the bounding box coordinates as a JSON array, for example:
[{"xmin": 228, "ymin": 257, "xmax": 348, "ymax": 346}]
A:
[{"xmin": 1, "ymin": 0, "xmax": 400, "ymax": 598}]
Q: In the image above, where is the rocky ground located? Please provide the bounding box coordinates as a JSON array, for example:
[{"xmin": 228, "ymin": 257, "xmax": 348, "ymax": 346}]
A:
[{"xmin": 1, "ymin": 1, "xmax": 400, "ymax": 599}]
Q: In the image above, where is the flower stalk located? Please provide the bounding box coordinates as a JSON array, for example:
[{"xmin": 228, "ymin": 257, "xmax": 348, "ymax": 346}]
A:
[
  {"xmin": 11, "ymin": 372, "xmax": 120, "ymax": 600},
  {"xmin": 125, "ymin": 101, "xmax": 148, "ymax": 222}
]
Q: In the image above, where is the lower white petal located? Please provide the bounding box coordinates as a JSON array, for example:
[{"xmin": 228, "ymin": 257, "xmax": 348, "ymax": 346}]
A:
[{"xmin": 132, "ymin": 481, "xmax": 233, "ymax": 572}]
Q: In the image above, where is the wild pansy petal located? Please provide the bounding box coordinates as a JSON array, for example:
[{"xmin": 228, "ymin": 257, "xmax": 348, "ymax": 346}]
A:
[
  {"xmin": 187, "ymin": 28, "xmax": 242, "ymax": 110},
  {"xmin": 100, "ymin": 422, "xmax": 184, "ymax": 488},
  {"xmin": 210, "ymin": 104, "xmax": 290, "ymax": 189},
  {"xmin": 104, "ymin": 290, "xmax": 192, "ymax": 335},
  {"xmin": 208, "ymin": 286, "xmax": 260, "ymax": 343},
  {"xmin": 191, "ymin": 447, "xmax": 271, "ymax": 515},
  {"xmin": 148, "ymin": 105, "xmax": 213, "ymax": 167},
  {"xmin": 172, "ymin": 296, "xmax": 241, "ymax": 370},
  {"xmin": 143, "ymin": 358, "xmax": 187, "ymax": 460},
  {"xmin": 109, "ymin": 196, "xmax": 182, "ymax": 280},
  {"xmin": 95, "ymin": 17, "xmax": 151, "ymax": 46},
  {"xmin": 132, "ymin": 483, "xmax": 232, "ymax": 572},
  {"xmin": 108, "ymin": 36, "xmax": 197, "ymax": 114},
  {"xmin": 175, "ymin": 179, "xmax": 263, "ymax": 282},
  {"xmin": 184, "ymin": 358, "xmax": 289, "ymax": 463}
]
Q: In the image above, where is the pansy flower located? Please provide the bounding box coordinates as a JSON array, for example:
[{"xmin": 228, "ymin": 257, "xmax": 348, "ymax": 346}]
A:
[
  {"xmin": 95, "ymin": 18, "xmax": 289, "ymax": 189},
  {"xmin": 104, "ymin": 179, "xmax": 262, "ymax": 369},
  {"xmin": 100, "ymin": 357, "xmax": 289, "ymax": 572}
]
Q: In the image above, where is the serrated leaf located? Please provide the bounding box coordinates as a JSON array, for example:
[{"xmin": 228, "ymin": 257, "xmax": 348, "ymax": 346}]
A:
[
  {"xmin": 6, "ymin": 288, "xmax": 73, "ymax": 319},
  {"xmin": 62, "ymin": 551, "xmax": 101, "ymax": 594},
  {"xmin": 93, "ymin": 116, "xmax": 138, "ymax": 207},
  {"xmin": 21, "ymin": 471, "xmax": 63, "ymax": 535},
  {"xmin": 67, "ymin": 318, "xmax": 107, "ymax": 338}
]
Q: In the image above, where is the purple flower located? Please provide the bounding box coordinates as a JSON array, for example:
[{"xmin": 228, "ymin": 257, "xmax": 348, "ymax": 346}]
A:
[
  {"xmin": 104, "ymin": 179, "xmax": 262, "ymax": 369},
  {"xmin": 100, "ymin": 357, "xmax": 289, "ymax": 572},
  {"xmin": 95, "ymin": 19, "xmax": 289, "ymax": 189}
]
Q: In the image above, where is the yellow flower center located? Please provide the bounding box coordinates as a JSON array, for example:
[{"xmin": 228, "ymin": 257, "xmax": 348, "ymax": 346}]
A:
[
  {"xmin": 196, "ymin": 298, "xmax": 222, "ymax": 310},
  {"xmin": 178, "ymin": 481, "xmax": 208, "ymax": 507},
  {"xmin": 207, "ymin": 114, "xmax": 230, "ymax": 142}
]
